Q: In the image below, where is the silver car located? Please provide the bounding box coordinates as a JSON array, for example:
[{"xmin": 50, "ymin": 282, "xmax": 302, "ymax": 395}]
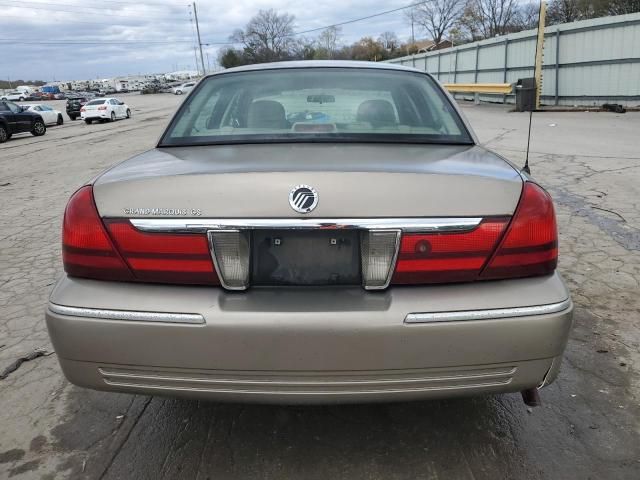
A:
[{"xmin": 46, "ymin": 61, "xmax": 573, "ymax": 405}]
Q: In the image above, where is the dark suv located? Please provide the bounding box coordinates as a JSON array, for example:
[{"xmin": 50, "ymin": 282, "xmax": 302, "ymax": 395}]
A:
[
  {"xmin": 0, "ymin": 100, "xmax": 46, "ymax": 143},
  {"xmin": 66, "ymin": 97, "xmax": 90, "ymax": 120}
]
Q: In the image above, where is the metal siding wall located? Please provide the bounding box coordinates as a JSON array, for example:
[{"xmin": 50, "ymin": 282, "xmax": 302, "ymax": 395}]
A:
[
  {"xmin": 387, "ymin": 12, "xmax": 640, "ymax": 106},
  {"xmin": 478, "ymin": 43, "xmax": 505, "ymax": 70}
]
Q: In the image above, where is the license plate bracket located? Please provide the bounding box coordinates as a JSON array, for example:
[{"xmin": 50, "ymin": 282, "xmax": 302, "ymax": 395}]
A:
[{"xmin": 251, "ymin": 230, "xmax": 361, "ymax": 286}]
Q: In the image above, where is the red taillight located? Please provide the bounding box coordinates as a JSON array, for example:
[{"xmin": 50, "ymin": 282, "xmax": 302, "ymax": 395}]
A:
[
  {"xmin": 62, "ymin": 186, "xmax": 134, "ymax": 281},
  {"xmin": 481, "ymin": 182, "xmax": 557, "ymax": 279},
  {"xmin": 98, "ymin": 105, "xmax": 107, "ymax": 110},
  {"xmin": 392, "ymin": 218, "xmax": 509, "ymax": 284},
  {"xmin": 104, "ymin": 221, "xmax": 219, "ymax": 285},
  {"xmin": 62, "ymin": 186, "xmax": 218, "ymax": 285},
  {"xmin": 391, "ymin": 181, "xmax": 557, "ymax": 285}
]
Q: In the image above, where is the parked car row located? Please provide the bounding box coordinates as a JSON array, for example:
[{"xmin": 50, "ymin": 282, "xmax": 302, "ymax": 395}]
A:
[
  {"xmin": 1, "ymin": 91, "xmax": 27, "ymax": 101},
  {"xmin": 0, "ymin": 95, "xmax": 131, "ymax": 143},
  {"xmin": 80, "ymin": 98, "xmax": 131, "ymax": 124},
  {"xmin": 24, "ymin": 104, "xmax": 64, "ymax": 125},
  {"xmin": 172, "ymin": 82, "xmax": 195, "ymax": 95},
  {"xmin": 0, "ymin": 100, "xmax": 47, "ymax": 142}
]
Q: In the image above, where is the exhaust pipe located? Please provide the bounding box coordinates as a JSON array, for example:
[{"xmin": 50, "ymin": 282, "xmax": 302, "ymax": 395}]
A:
[{"xmin": 521, "ymin": 388, "xmax": 541, "ymax": 407}]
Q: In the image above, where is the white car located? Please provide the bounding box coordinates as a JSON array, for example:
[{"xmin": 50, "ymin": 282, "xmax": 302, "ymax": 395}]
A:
[
  {"xmin": 80, "ymin": 98, "xmax": 131, "ymax": 124},
  {"xmin": 24, "ymin": 104, "xmax": 64, "ymax": 125},
  {"xmin": 1, "ymin": 91, "xmax": 26, "ymax": 101},
  {"xmin": 172, "ymin": 82, "xmax": 195, "ymax": 95}
]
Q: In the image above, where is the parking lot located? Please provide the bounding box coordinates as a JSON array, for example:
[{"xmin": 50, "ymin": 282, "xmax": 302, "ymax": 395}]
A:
[{"xmin": 0, "ymin": 93, "xmax": 638, "ymax": 479}]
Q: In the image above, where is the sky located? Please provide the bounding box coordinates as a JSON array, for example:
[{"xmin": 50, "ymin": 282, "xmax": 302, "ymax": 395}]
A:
[{"xmin": 0, "ymin": 0, "xmax": 420, "ymax": 82}]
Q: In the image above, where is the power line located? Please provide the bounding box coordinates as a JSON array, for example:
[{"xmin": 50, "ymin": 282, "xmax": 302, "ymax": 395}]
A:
[
  {"xmin": 0, "ymin": 0, "xmax": 179, "ymax": 20},
  {"xmin": 0, "ymin": 0, "xmax": 182, "ymax": 12},
  {"xmin": 0, "ymin": 14, "xmax": 187, "ymax": 28},
  {"xmin": 291, "ymin": 1, "xmax": 430, "ymax": 36},
  {"xmin": 0, "ymin": 38, "xmax": 237, "ymax": 45},
  {"xmin": 87, "ymin": 0, "xmax": 189, "ymax": 7}
]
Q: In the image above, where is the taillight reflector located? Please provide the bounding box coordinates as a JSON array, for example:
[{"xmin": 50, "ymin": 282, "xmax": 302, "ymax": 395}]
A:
[
  {"xmin": 105, "ymin": 221, "xmax": 219, "ymax": 285},
  {"xmin": 392, "ymin": 219, "xmax": 509, "ymax": 284},
  {"xmin": 481, "ymin": 182, "xmax": 557, "ymax": 279},
  {"xmin": 62, "ymin": 186, "xmax": 134, "ymax": 281}
]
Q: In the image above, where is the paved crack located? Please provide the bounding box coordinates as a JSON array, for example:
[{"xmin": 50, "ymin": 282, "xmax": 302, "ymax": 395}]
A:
[
  {"xmin": 590, "ymin": 206, "xmax": 627, "ymax": 223},
  {"xmin": 552, "ymin": 187, "xmax": 640, "ymax": 251},
  {"xmin": 97, "ymin": 396, "xmax": 152, "ymax": 480},
  {"xmin": 0, "ymin": 348, "xmax": 55, "ymax": 380}
]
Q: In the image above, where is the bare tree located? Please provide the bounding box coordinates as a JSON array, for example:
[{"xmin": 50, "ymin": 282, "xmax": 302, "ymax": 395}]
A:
[
  {"xmin": 231, "ymin": 9, "xmax": 296, "ymax": 63},
  {"xmin": 412, "ymin": 0, "xmax": 466, "ymax": 44},
  {"xmin": 462, "ymin": 0, "xmax": 520, "ymax": 38},
  {"xmin": 515, "ymin": 2, "xmax": 541, "ymax": 30},
  {"xmin": 603, "ymin": 0, "xmax": 640, "ymax": 15},
  {"xmin": 378, "ymin": 31, "xmax": 399, "ymax": 51},
  {"xmin": 546, "ymin": 0, "xmax": 583, "ymax": 24},
  {"xmin": 317, "ymin": 26, "xmax": 341, "ymax": 58}
]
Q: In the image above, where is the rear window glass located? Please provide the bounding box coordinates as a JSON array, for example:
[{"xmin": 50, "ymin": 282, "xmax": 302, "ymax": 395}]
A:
[
  {"xmin": 86, "ymin": 100, "xmax": 106, "ymax": 105},
  {"xmin": 160, "ymin": 67, "xmax": 472, "ymax": 146}
]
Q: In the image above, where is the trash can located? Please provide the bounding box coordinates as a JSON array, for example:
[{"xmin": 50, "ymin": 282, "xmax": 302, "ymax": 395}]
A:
[{"xmin": 515, "ymin": 77, "xmax": 537, "ymax": 112}]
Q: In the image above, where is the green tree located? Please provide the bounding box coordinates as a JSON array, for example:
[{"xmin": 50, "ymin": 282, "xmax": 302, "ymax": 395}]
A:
[
  {"xmin": 350, "ymin": 37, "xmax": 387, "ymax": 61},
  {"xmin": 217, "ymin": 48, "xmax": 248, "ymax": 69}
]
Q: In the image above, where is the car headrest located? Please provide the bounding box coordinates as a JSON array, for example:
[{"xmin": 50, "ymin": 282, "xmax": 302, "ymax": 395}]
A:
[
  {"xmin": 356, "ymin": 99, "xmax": 396, "ymax": 127},
  {"xmin": 247, "ymin": 100, "xmax": 288, "ymax": 129}
]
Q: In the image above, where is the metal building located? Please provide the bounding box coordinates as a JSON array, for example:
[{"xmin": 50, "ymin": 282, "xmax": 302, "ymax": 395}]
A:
[{"xmin": 387, "ymin": 12, "xmax": 640, "ymax": 107}]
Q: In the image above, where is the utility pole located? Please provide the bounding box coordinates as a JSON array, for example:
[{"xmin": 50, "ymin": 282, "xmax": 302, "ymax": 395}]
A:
[
  {"xmin": 192, "ymin": 2, "xmax": 206, "ymax": 75},
  {"xmin": 411, "ymin": 18, "xmax": 415, "ymax": 46},
  {"xmin": 193, "ymin": 47, "xmax": 200, "ymax": 75},
  {"xmin": 407, "ymin": 9, "xmax": 415, "ymax": 46}
]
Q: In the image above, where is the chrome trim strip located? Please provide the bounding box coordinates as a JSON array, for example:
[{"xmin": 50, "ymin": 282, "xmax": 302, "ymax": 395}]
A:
[
  {"xmin": 404, "ymin": 299, "xmax": 572, "ymax": 324},
  {"xmin": 101, "ymin": 380, "xmax": 512, "ymax": 395},
  {"xmin": 48, "ymin": 303, "xmax": 204, "ymax": 324},
  {"xmin": 99, "ymin": 366, "xmax": 516, "ymax": 386},
  {"xmin": 130, "ymin": 217, "xmax": 483, "ymax": 234}
]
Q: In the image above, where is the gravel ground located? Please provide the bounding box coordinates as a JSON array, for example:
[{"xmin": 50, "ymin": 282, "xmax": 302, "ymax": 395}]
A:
[{"xmin": 0, "ymin": 94, "xmax": 638, "ymax": 479}]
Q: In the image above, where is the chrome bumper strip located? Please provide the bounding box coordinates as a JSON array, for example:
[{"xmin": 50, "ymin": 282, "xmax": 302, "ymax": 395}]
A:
[
  {"xmin": 405, "ymin": 299, "xmax": 572, "ymax": 324},
  {"xmin": 48, "ymin": 303, "xmax": 205, "ymax": 324},
  {"xmin": 130, "ymin": 217, "xmax": 483, "ymax": 234}
]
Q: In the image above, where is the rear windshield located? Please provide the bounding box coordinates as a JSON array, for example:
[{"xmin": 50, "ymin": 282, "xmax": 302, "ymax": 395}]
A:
[
  {"xmin": 160, "ymin": 67, "xmax": 472, "ymax": 146},
  {"xmin": 86, "ymin": 100, "xmax": 105, "ymax": 105}
]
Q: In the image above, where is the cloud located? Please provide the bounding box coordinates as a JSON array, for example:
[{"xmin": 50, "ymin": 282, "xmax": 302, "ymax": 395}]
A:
[{"xmin": 0, "ymin": 0, "xmax": 414, "ymax": 81}]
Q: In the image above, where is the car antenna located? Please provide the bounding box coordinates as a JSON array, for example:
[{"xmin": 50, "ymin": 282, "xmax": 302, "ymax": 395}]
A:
[{"xmin": 523, "ymin": 0, "xmax": 546, "ymax": 175}]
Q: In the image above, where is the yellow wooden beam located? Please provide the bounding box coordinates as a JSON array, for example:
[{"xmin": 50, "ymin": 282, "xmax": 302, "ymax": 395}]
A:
[
  {"xmin": 443, "ymin": 83, "xmax": 513, "ymax": 94},
  {"xmin": 534, "ymin": 1, "xmax": 547, "ymax": 110}
]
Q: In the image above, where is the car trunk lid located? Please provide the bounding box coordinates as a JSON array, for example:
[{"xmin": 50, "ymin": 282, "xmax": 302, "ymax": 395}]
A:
[{"xmin": 93, "ymin": 143, "xmax": 522, "ymax": 218}]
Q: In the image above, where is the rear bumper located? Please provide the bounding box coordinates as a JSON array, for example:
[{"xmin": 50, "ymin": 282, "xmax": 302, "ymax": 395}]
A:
[
  {"xmin": 81, "ymin": 112, "xmax": 109, "ymax": 120},
  {"xmin": 46, "ymin": 274, "xmax": 573, "ymax": 404}
]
